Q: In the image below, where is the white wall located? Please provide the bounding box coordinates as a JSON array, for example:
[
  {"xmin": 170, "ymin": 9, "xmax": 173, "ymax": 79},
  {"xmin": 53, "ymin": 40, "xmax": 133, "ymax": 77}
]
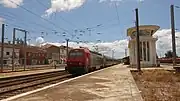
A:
[
  {"xmin": 0, "ymin": 47, "xmax": 20, "ymax": 65},
  {"xmin": 129, "ymin": 37, "xmax": 157, "ymax": 67}
]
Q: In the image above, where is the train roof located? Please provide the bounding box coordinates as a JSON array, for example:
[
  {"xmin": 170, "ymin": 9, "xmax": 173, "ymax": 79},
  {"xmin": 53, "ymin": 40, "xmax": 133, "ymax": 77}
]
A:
[
  {"xmin": 89, "ymin": 50, "xmax": 102, "ymax": 56},
  {"xmin": 71, "ymin": 47, "xmax": 117, "ymax": 58},
  {"xmin": 71, "ymin": 47, "xmax": 103, "ymax": 56}
]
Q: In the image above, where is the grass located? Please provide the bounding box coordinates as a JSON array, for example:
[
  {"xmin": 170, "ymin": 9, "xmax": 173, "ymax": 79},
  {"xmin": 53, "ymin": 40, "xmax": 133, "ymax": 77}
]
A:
[{"xmin": 131, "ymin": 69, "xmax": 180, "ymax": 101}]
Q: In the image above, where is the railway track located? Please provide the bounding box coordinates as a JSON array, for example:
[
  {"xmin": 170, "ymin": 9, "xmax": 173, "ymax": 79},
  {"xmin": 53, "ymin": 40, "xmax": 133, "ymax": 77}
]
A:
[{"xmin": 0, "ymin": 70, "xmax": 72, "ymax": 100}]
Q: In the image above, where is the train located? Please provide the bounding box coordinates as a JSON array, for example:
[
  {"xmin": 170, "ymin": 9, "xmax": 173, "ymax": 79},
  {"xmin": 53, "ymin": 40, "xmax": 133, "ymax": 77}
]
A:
[
  {"xmin": 122, "ymin": 56, "xmax": 130, "ymax": 65},
  {"xmin": 65, "ymin": 47, "xmax": 119, "ymax": 74}
]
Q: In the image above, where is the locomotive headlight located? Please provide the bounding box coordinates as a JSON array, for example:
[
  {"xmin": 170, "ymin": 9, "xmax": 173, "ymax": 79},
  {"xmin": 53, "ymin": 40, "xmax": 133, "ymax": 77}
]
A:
[{"xmin": 79, "ymin": 62, "xmax": 82, "ymax": 65}]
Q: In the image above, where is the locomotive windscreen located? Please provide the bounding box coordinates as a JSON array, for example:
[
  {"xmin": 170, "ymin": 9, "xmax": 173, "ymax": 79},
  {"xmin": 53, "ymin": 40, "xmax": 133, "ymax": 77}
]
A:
[{"xmin": 69, "ymin": 49, "xmax": 83, "ymax": 57}]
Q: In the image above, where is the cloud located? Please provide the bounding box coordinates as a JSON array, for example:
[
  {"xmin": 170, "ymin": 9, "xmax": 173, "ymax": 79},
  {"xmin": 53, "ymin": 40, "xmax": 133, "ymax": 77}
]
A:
[
  {"xmin": 0, "ymin": 17, "xmax": 5, "ymax": 25},
  {"xmin": 0, "ymin": 0, "xmax": 23, "ymax": 8},
  {"xmin": 99, "ymin": 0, "xmax": 144, "ymax": 3},
  {"xmin": 36, "ymin": 37, "xmax": 45, "ymax": 46},
  {"xmin": 43, "ymin": 0, "xmax": 145, "ymax": 17},
  {"xmin": 153, "ymin": 29, "xmax": 180, "ymax": 57},
  {"xmin": 40, "ymin": 28, "xmax": 180, "ymax": 59},
  {"xmin": 44, "ymin": 0, "xmax": 86, "ymax": 17},
  {"xmin": 99, "ymin": 0, "xmax": 122, "ymax": 3},
  {"xmin": 138, "ymin": 0, "xmax": 144, "ymax": 2},
  {"xmin": 42, "ymin": 39, "xmax": 129, "ymax": 59}
]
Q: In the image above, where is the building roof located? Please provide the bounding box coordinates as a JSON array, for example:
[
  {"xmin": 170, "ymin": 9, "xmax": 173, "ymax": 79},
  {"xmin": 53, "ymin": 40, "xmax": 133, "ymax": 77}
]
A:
[
  {"xmin": 0, "ymin": 43, "xmax": 22, "ymax": 49},
  {"xmin": 127, "ymin": 25, "xmax": 160, "ymax": 36},
  {"xmin": 21, "ymin": 46, "xmax": 46, "ymax": 53},
  {"xmin": 41, "ymin": 44, "xmax": 73, "ymax": 50}
]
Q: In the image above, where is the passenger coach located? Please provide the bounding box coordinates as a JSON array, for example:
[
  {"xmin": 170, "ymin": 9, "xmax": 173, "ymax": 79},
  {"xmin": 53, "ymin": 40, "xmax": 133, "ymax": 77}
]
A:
[{"xmin": 65, "ymin": 47, "xmax": 117, "ymax": 74}]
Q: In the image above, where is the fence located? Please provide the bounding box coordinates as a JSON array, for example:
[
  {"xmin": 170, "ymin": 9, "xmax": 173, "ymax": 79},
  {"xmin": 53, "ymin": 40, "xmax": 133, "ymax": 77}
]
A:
[
  {"xmin": 0, "ymin": 57, "xmax": 66, "ymax": 72},
  {"xmin": 158, "ymin": 58, "xmax": 180, "ymax": 64}
]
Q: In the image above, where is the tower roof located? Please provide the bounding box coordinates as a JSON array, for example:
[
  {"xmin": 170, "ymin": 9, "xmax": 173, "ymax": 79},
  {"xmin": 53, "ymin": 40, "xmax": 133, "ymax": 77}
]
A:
[{"xmin": 127, "ymin": 25, "xmax": 160, "ymax": 37}]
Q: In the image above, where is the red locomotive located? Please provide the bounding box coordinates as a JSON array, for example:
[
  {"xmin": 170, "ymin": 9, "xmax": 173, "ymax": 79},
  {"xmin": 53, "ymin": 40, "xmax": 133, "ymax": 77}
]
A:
[{"xmin": 65, "ymin": 47, "xmax": 117, "ymax": 74}]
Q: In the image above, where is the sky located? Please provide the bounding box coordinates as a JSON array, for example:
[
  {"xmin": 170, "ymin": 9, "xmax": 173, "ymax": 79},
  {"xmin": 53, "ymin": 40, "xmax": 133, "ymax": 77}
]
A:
[{"xmin": 0, "ymin": 0, "xmax": 180, "ymax": 59}]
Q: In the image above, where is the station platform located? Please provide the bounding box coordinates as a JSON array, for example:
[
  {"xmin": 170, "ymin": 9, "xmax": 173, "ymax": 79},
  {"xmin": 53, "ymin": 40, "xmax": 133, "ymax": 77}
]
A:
[
  {"xmin": 0, "ymin": 66, "xmax": 65, "ymax": 79},
  {"xmin": 5, "ymin": 64, "xmax": 143, "ymax": 101}
]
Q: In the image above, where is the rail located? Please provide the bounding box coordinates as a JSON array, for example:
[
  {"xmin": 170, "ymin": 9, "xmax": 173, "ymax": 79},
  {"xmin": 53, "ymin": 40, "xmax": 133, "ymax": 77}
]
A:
[{"xmin": 0, "ymin": 70, "xmax": 72, "ymax": 100}]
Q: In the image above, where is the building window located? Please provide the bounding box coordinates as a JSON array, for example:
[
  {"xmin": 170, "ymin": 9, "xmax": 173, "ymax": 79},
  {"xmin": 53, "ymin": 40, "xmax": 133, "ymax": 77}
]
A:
[
  {"xmin": 143, "ymin": 42, "xmax": 146, "ymax": 61},
  {"xmin": 6, "ymin": 52, "xmax": 10, "ymax": 55},
  {"xmin": 28, "ymin": 53, "xmax": 31, "ymax": 56},
  {"xmin": 33, "ymin": 53, "xmax": 36, "ymax": 57},
  {"xmin": 139, "ymin": 42, "xmax": 142, "ymax": 61},
  {"xmin": 3, "ymin": 60, "xmax": 7, "ymax": 64},
  {"xmin": 147, "ymin": 42, "xmax": 150, "ymax": 61}
]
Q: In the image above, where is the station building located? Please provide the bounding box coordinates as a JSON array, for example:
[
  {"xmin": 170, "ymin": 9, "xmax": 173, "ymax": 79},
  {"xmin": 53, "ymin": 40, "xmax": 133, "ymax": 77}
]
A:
[{"xmin": 127, "ymin": 25, "xmax": 160, "ymax": 67}]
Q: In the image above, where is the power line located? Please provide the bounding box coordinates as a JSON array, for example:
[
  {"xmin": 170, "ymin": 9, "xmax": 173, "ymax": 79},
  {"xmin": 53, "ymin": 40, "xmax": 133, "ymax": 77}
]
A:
[
  {"xmin": 35, "ymin": 0, "xmax": 78, "ymax": 28},
  {"xmin": 35, "ymin": 0, "xmax": 118, "ymax": 41},
  {"xmin": 97, "ymin": 23, "xmax": 120, "ymax": 31},
  {"xmin": 35, "ymin": 0, "xmax": 48, "ymax": 9},
  {"xmin": 78, "ymin": 17, "xmax": 117, "ymax": 33},
  {"xmin": 1, "ymin": 8, "xmax": 66, "ymax": 40},
  {"xmin": 5, "ymin": 21, "xmax": 48, "ymax": 38},
  {"xmin": 114, "ymin": 3, "xmax": 120, "ymax": 24},
  {"xmin": 3, "ymin": 17, "xmax": 68, "ymax": 43},
  {"xmin": 35, "ymin": 0, "xmax": 90, "ymax": 40},
  {"xmin": 1, "ymin": 12, "xmax": 58, "ymax": 33},
  {"xmin": 8, "ymin": 0, "xmax": 70, "ymax": 34}
]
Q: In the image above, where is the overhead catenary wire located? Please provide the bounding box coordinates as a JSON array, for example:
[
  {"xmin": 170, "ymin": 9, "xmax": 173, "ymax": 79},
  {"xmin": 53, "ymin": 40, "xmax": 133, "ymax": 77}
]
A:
[
  {"xmin": 4, "ymin": 0, "xmax": 122, "ymax": 45},
  {"xmin": 8, "ymin": 0, "xmax": 70, "ymax": 34},
  {"xmin": 3, "ymin": 11, "xmax": 52, "ymax": 31},
  {"xmin": 35, "ymin": 0, "xmax": 119, "ymax": 42},
  {"xmin": 36, "ymin": 0, "xmax": 119, "ymax": 37},
  {"xmin": 1, "ymin": 12, "xmax": 60, "ymax": 36},
  {"xmin": 0, "ymin": 5, "xmax": 69, "ymax": 41},
  {"xmin": 0, "ymin": 2, "xmax": 73, "ymax": 44},
  {"xmin": 35, "ymin": 0, "xmax": 79, "ymax": 40},
  {"xmin": 5, "ymin": 21, "xmax": 48, "ymax": 41},
  {"xmin": 35, "ymin": 0, "xmax": 78, "ymax": 28},
  {"xmin": 114, "ymin": 2, "xmax": 120, "ymax": 24}
]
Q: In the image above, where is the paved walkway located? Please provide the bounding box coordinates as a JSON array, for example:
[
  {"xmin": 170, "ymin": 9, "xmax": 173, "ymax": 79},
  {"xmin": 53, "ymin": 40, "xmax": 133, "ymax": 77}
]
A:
[{"xmin": 8, "ymin": 64, "xmax": 143, "ymax": 101}]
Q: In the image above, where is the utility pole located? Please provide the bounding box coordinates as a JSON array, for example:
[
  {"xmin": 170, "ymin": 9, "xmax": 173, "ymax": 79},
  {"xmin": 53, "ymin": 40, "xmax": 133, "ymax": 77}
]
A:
[
  {"xmin": 12, "ymin": 28, "xmax": 27, "ymax": 71},
  {"xmin": 66, "ymin": 39, "xmax": 69, "ymax": 61},
  {"xmin": 170, "ymin": 5, "xmax": 176, "ymax": 66},
  {"xmin": 1, "ymin": 24, "xmax": 5, "ymax": 73},
  {"xmin": 125, "ymin": 48, "xmax": 127, "ymax": 57},
  {"xmin": 135, "ymin": 8, "xmax": 141, "ymax": 72},
  {"xmin": 12, "ymin": 28, "xmax": 15, "ymax": 71},
  {"xmin": 59, "ymin": 46, "xmax": 61, "ymax": 64},
  {"xmin": 24, "ymin": 31, "xmax": 27, "ymax": 71},
  {"xmin": 112, "ymin": 50, "xmax": 115, "ymax": 63},
  {"xmin": 112, "ymin": 50, "xmax": 114, "ymax": 59}
]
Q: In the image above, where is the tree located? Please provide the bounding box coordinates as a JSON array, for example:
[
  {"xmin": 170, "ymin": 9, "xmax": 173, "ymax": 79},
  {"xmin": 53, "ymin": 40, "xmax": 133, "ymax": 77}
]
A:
[{"xmin": 164, "ymin": 50, "xmax": 178, "ymax": 58}]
